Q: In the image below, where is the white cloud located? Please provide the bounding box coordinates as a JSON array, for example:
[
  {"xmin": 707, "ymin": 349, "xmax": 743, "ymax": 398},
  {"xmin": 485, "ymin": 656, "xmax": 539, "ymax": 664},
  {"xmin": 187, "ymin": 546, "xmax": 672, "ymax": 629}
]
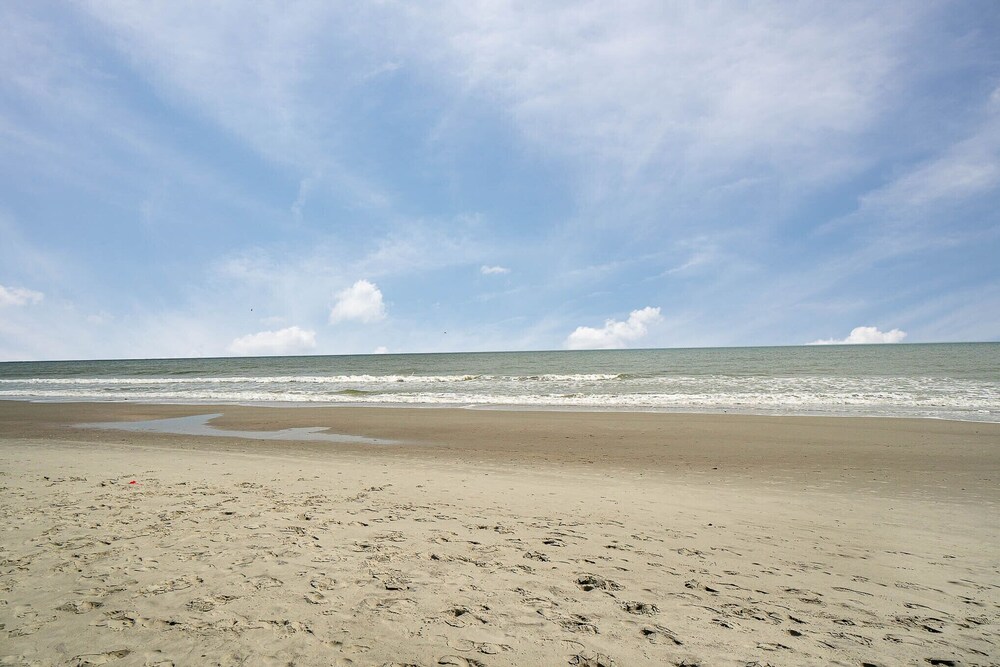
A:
[
  {"xmin": 565, "ymin": 306, "xmax": 662, "ymax": 350},
  {"xmin": 329, "ymin": 279, "xmax": 386, "ymax": 324},
  {"xmin": 810, "ymin": 326, "xmax": 907, "ymax": 345},
  {"xmin": 229, "ymin": 326, "xmax": 316, "ymax": 356},
  {"xmin": 372, "ymin": 345, "xmax": 389, "ymax": 354},
  {"xmin": 480, "ymin": 265, "xmax": 510, "ymax": 275},
  {"xmin": 0, "ymin": 284, "xmax": 44, "ymax": 307}
]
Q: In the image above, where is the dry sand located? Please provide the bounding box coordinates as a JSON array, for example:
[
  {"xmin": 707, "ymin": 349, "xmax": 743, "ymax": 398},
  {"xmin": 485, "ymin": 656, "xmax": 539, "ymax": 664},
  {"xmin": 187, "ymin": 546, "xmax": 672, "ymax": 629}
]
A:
[{"xmin": 0, "ymin": 401, "xmax": 998, "ymax": 666}]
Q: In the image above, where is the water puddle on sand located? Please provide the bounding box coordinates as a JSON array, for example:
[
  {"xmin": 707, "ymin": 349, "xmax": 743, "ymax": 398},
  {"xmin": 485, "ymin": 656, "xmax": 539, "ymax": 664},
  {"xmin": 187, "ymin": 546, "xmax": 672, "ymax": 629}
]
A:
[{"xmin": 78, "ymin": 413, "xmax": 397, "ymax": 444}]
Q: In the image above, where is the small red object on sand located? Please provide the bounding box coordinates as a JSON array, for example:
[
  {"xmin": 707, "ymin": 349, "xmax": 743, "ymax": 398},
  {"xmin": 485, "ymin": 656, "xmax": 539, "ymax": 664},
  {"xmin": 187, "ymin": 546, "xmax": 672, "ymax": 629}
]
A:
[{"xmin": 129, "ymin": 480, "xmax": 137, "ymax": 485}]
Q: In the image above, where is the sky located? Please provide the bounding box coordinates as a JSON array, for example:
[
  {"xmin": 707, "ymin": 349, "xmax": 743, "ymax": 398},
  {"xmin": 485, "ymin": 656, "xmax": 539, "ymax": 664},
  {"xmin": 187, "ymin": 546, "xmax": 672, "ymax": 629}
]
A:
[{"xmin": 1, "ymin": 1, "xmax": 999, "ymax": 360}]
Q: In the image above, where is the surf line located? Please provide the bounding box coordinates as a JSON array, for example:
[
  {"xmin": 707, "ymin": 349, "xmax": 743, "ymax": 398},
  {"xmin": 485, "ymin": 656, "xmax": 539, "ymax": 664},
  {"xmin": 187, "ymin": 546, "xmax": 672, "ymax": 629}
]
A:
[{"xmin": 78, "ymin": 413, "xmax": 397, "ymax": 445}]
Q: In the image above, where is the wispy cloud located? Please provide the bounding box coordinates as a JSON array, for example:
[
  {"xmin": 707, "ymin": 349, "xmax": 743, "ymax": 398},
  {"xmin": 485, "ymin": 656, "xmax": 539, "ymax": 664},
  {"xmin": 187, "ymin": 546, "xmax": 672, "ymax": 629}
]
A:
[
  {"xmin": 229, "ymin": 326, "xmax": 317, "ymax": 356},
  {"xmin": 810, "ymin": 326, "xmax": 907, "ymax": 345},
  {"xmin": 565, "ymin": 306, "xmax": 662, "ymax": 350},
  {"xmin": 858, "ymin": 119, "xmax": 1000, "ymax": 215},
  {"xmin": 819, "ymin": 91, "xmax": 1000, "ymax": 246},
  {"xmin": 77, "ymin": 2, "xmax": 923, "ymax": 209},
  {"xmin": 79, "ymin": 1, "xmax": 395, "ymax": 211},
  {"xmin": 664, "ymin": 236, "xmax": 725, "ymax": 276},
  {"xmin": 80, "ymin": 2, "xmax": 325, "ymax": 164},
  {"xmin": 0, "ymin": 284, "xmax": 43, "ymax": 307},
  {"xmin": 416, "ymin": 3, "xmax": 918, "ymax": 193},
  {"xmin": 480, "ymin": 265, "xmax": 509, "ymax": 275},
  {"xmin": 355, "ymin": 222, "xmax": 485, "ymax": 278}
]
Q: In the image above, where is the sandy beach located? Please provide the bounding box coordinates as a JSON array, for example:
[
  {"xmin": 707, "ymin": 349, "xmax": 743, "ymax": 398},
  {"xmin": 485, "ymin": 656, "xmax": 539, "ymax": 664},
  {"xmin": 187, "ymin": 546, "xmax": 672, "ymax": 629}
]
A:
[{"xmin": 1, "ymin": 401, "xmax": 998, "ymax": 666}]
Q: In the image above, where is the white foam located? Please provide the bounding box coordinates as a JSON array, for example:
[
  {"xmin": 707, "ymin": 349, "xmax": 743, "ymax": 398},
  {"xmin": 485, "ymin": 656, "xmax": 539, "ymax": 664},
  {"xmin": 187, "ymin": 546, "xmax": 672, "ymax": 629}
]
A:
[{"xmin": 2, "ymin": 369, "xmax": 997, "ymax": 422}]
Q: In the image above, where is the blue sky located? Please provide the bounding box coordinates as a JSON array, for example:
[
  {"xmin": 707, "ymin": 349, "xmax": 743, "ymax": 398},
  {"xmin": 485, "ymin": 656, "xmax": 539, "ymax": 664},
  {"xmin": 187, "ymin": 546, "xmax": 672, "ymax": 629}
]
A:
[{"xmin": 1, "ymin": 1, "xmax": 998, "ymax": 359}]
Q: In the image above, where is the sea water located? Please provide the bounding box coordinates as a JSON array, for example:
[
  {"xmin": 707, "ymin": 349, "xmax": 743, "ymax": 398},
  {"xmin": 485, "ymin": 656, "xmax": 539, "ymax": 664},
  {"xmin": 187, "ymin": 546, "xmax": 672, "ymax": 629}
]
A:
[{"xmin": 0, "ymin": 343, "xmax": 997, "ymax": 422}]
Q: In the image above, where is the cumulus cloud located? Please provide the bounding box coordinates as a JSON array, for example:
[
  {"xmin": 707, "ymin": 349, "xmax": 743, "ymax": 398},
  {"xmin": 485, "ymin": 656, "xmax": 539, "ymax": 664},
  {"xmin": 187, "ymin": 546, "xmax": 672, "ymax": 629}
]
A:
[
  {"xmin": 810, "ymin": 326, "xmax": 907, "ymax": 345},
  {"xmin": 229, "ymin": 326, "xmax": 317, "ymax": 356},
  {"xmin": 329, "ymin": 279, "xmax": 386, "ymax": 324},
  {"xmin": 565, "ymin": 307, "xmax": 662, "ymax": 350},
  {"xmin": 0, "ymin": 284, "xmax": 44, "ymax": 307},
  {"xmin": 372, "ymin": 345, "xmax": 389, "ymax": 354},
  {"xmin": 480, "ymin": 265, "xmax": 510, "ymax": 275}
]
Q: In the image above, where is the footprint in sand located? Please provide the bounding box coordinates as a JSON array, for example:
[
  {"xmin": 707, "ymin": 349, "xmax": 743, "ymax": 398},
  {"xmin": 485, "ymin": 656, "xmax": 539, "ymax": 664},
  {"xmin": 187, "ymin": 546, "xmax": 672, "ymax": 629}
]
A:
[
  {"xmin": 438, "ymin": 656, "xmax": 486, "ymax": 667},
  {"xmin": 257, "ymin": 619, "xmax": 314, "ymax": 637},
  {"xmin": 538, "ymin": 609, "xmax": 599, "ymax": 634},
  {"xmin": 358, "ymin": 596, "xmax": 418, "ymax": 615},
  {"xmin": 446, "ymin": 638, "xmax": 506, "ymax": 655},
  {"xmin": 0, "ymin": 654, "xmax": 43, "ymax": 667},
  {"xmin": 304, "ymin": 590, "xmax": 328, "ymax": 605},
  {"xmin": 641, "ymin": 624, "xmax": 683, "ymax": 645},
  {"xmin": 893, "ymin": 615, "xmax": 948, "ymax": 634},
  {"xmin": 247, "ymin": 575, "xmax": 283, "ymax": 590},
  {"xmin": 68, "ymin": 649, "xmax": 131, "ymax": 666},
  {"xmin": 372, "ymin": 570, "xmax": 410, "ymax": 591},
  {"xmin": 73, "ymin": 585, "xmax": 126, "ymax": 598},
  {"xmin": 576, "ymin": 574, "xmax": 623, "ymax": 592},
  {"xmin": 621, "ymin": 601, "xmax": 658, "ymax": 615},
  {"xmin": 7, "ymin": 613, "xmax": 54, "ymax": 638},
  {"xmin": 142, "ymin": 649, "xmax": 174, "ymax": 667},
  {"xmin": 322, "ymin": 636, "xmax": 373, "ymax": 655},
  {"xmin": 101, "ymin": 610, "xmax": 139, "ymax": 631},
  {"xmin": 756, "ymin": 641, "xmax": 792, "ymax": 651},
  {"xmin": 140, "ymin": 577, "xmax": 199, "ymax": 595},
  {"xmin": 56, "ymin": 600, "xmax": 104, "ymax": 614},
  {"xmin": 310, "ymin": 576, "xmax": 337, "ymax": 590},
  {"xmin": 184, "ymin": 595, "xmax": 237, "ymax": 612},
  {"xmin": 441, "ymin": 606, "xmax": 489, "ymax": 627},
  {"xmin": 568, "ymin": 653, "xmax": 616, "ymax": 667}
]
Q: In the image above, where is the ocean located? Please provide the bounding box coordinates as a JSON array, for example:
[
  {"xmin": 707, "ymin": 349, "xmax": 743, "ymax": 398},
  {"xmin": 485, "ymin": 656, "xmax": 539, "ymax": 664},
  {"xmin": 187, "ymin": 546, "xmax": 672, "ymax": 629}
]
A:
[{"xmin": 0, "ymin": 343, "xmax": 997, "ymax": 422}]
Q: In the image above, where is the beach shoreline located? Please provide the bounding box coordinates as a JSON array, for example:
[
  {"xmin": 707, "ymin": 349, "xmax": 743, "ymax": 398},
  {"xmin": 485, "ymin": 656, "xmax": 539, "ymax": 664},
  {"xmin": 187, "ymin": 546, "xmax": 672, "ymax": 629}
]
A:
[
  {"xmin": 2, "ymin": 400, "xmax": 998, "ymax": 499},
  {"xmin": 3, "ymin": 343, "xmax": 996, "ymax": 424},
  {"xmin": 5, "ymin": 395, "xmax": 1000, "ymax": 425},
  {"xmin": 1, "ymin": 400, "xmax": 998, "ymax": 665}
]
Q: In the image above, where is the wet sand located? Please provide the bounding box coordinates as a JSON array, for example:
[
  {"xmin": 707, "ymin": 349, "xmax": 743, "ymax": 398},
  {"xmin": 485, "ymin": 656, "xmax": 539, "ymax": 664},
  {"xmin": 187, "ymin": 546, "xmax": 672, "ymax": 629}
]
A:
[{"xmin": 1, "ymin": 401, "xmax": 998, "ymax": 665}]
